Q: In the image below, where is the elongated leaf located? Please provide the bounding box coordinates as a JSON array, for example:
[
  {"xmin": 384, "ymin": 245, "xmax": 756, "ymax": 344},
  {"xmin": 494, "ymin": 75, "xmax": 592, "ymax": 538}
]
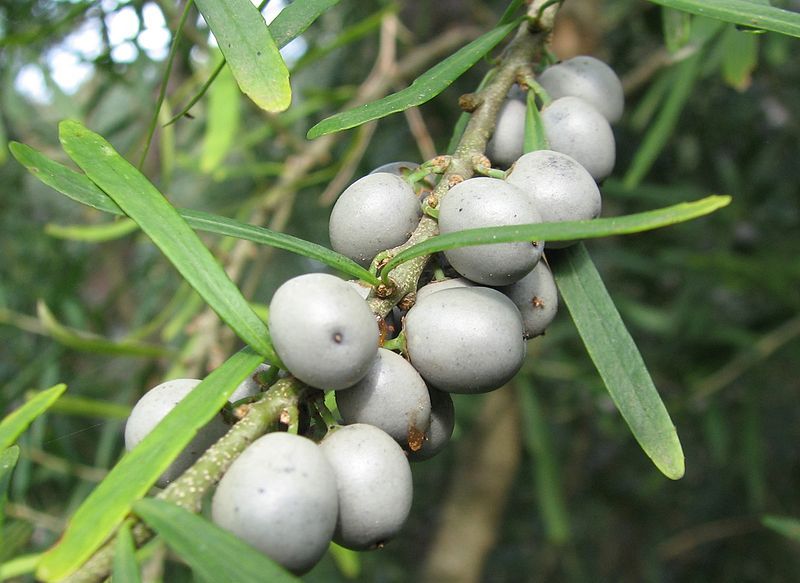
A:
[
  {"xmin": 329, "ymin": 542, "xmax": 360, "ymax": 579},
  {"xmin": 112, "ymin": 521, "xmax": 140, "ymax": 583},
  {"xmin": 45, "ymin": 218, "xmax": 138, "ymax": 242},
  {"xmin": 662, "ymin": 7, "xmax": 693, "ymax": 52},
  {"xmin": 48, "ymin": 395, "xmax": 131, "ymax": 420},
  {"xmin": 36, "ymin": 348, "xmax": 263, "ymax": 582},
  {"xmin": 762, "ymin": 515, "xmax": 800, "ymax": 542},
  {"xmin": 133, "ymin": 498, "xmax": 300, "ymax": 583},
  {"xmin": 0, "ymin": 553, "xmax": 41, "ymax": 581},
  {"xmin": 524, "ymin": 90, "xmax": 548, "ymax": 153},
  {"xmin": 307, "ymin": 19, "xmax": 520, "ymax": 139},
  {"xmin": 0, "ymin": 446, "xmax": 20, "ymax": 534},
  {"xmin": 57, "ymin": 120, "xmax": 277, "ymax": 361},
  {"xmin": 37, "ymin": 301, "xmax": 168, "ymax": 358},
  {"xmin": 0, "ymin": 385, "xmax": 66, "ymax": 451},
  {"xmin": 9, "ymin": 142, "xmax": 378, "ymax": 284},
  {"xmin": 720, "ymin": 26, "xmax": 759, "ymax": 90},
  {"xmin": 201, "ymin": 52, "xmax": 241, "ymax": 173},
  {"xmin": 550, "ymin": 243, "xmax": 684, "ymax": 479},
  {"xmin": 380, "ymin": 195, "xmax": 730, "ymax": 279},
  {"xmin": 195, "ymin": 0, "xmax": 290, "ymax": 112},
  {"xmin": 646, "ymin": 0, "xmax": 800, "ymax": 38}
]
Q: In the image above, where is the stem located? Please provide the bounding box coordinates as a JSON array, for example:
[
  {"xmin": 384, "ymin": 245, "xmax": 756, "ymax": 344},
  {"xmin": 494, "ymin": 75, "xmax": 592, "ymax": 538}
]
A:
[{"xmin": 64, "ymin": 378, "xmax": 311, "ymax": 583}]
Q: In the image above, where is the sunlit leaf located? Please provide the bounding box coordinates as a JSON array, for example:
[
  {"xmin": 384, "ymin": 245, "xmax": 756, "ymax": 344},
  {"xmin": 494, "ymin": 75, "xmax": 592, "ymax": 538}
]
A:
[
  {"xmin": 112, "ymin": 521, "xmax": 140, "ymax": 583},
  {"xmin": 201, "ymin": 51, "xmax": 241, "ymax": 173},
  {"xmin": 646, "ymin": 0, "xmax": 800, "ymax": 38},
  {"xmin": 380, "ymin": 195, "xmax": 731, "ymax": 279},
  {"xmin": 36, "ymin": 348, "xmax": 263, "ymax": 582},
  {"xmin": 133, "ymin": 498, "xmax": 300, "ymax": 582},
  {"xmin": 0, "ymin": 385, "xmax": 66, "ymax": 451},
  {"xmin": 307, "ymin": 19, "xmax": 520, "ymax": 138},
  {"xmin": 550, "ymin": 243, "xmax": 685, "ymax": 480},
  {"xmin": 195, "ymin": 0, "xmax": 291, "ymax": 112},
  {"xmin": 44, "ymin": 218, "xmax": 138, "ymax": 242},
  {"xmin": 762, "ymin": 515, "xmax": 800, "ymax": 542},
  {"xmin": 57, "ymin": 120, "xmax": 278, "ymax": 361},
  {"xmin": 0, "ymin": 553, "xmax": 41, "ymax": 581},
  {"xmin": 524, "ymin": 90, "xmax": 548, "ymax": 153}
]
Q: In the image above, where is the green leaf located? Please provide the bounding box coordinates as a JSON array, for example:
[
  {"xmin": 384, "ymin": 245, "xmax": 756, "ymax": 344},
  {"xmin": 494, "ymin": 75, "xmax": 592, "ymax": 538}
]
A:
[
  {"xmin": 523, "ymin": 90, "xmax": 548, "ymax": 153},
  {"xmin": 550, "ymin": 243, "xmax": 685, "ymax": 480},
  {"xmin": 328, "ymin": 542, "xmax": 360, "ymax": 579},
  {"xmin": 195, "ymin": 0, "xmax": 290, "ymax": 112},
  {"xmin": 762, "ymin": 515, "xmax": 800, "ymax": 542},
  {"xmin": 36, "ymin": 348, "xmax": 263, "ymax": 582},
  {"xmin": 307, "ymin": 19, "xmax": 520, "ymax": 139},
  {"xmin": 662, "ymin": 7, "xmax": 693, "ymax": 52},
  {"xmin": 201, "ymin": 51, "xmax": 241, "ymax": 173},
  {"xmin": 47, "ymin": 395, "xmax": 131, "ymax": 420},
  {"xmin": 57, "ymin": 120, "xmax": 278, "ymax": 361},
  {"xmin": 37, "ymin": 300, "xmax": 169, "ymax": 358},
  {"xmin": 646, "ymin": 0, "xmax": 800, "ymax": 38},
  {"xmin": 720, "ymin": 26, "xmax": 759, "ymax": 90},
  {"xmin": 112, "ymin": 521, "xmax": 141, "ymax": 583},
  {"xmin": 133, "ymin": 498, "xmax": 300, "ymax": 583},
  {"xmin": 8, "ymin": 141, "xmax": 379, "ymax": 285},
  {"xmin": 380, "ymin": 195, "xmax": 730, "ymax": 279},
  {"xmin": 44, "ymin": 218, "xmax": 138, "ymax": 242},
  {"xmin": 0, "ymin": 385, "xmax": 67, "ymax": 451},
  {"xmin": 622, "ymin": 52, "xmax": 703, "ymax": 190},
  {"xmin": 0, "ymin": 446, "xmax": 20, "ymax": 536},
  {"xmin": 0, "ymin": 553, "xmax": 41, "ymax": 581}
]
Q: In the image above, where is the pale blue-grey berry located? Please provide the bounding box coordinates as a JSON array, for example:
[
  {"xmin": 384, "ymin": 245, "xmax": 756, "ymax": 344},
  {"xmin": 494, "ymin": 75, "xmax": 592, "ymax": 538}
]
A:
[
  {"xmin": 538, "ymin": 56, "xmax": 624, "ymax": 123},
  {"xmin": 486, "ymin": 97, "xmax": 526, "ymax": 168},
  {"xmin": 415, "ymin": 277, "xmax": 475, "ymax": 304},
  {"xmin": 408, "ymin": 388, "xmax": 455, "ymax": 462},
  {"xmin": 498, "ymin": 260, "xmax": 558, "ymax": 338}
]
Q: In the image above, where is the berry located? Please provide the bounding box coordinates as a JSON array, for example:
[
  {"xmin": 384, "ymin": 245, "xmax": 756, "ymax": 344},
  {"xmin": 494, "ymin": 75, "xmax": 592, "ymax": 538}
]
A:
[
  {"xmin": 268, "ymin": 273, "xmax": 379, "ymax": 390},
  {"xmin": 404, "ymin": 286, "xmax": 526, "ymax": 393},
  {"xmin": 438, "ymin": 177, "xmax": 543, "ymax": 286},
  {"xmin": 408, "ymin": 388, "xmax": 455, "ymax": 462},
  {"xmin": 415, "ymin": 277, "xmax": 475, "ymax": 304},
  {"xmin": 320, "ymin": 423, "xmax": 413, "ymax": 550},
  {"xmin": 486, "ymin": 97, "xmax": 526, "ymax": 168},
  {"xmin": 336, "ymin": 348, "xmax": 431, "ymax": 450},
  {"xmin": 228, "ymin": 363, "xmax": 273, "ymax": 402},
  {"xmin": 211, "ymin": 432, "xmax": 338, "ymax": 574},
  {"xmin": 537, "ymin": 55, "xmax": 624, "ymax": 123},
  {"xmin": 329, "ymin": 173, "xmax": 422, "ymax": 267},
  {"xmin": 541, "ymin": 96, "xmax": 615, "ymax": 181},
  {"xmin": 498, "ymin": 260, "xmax": 558, "ymax": 338},
  {"xmin": 124, "ymin": 379, "xmax": 228, "ymax": 487}
]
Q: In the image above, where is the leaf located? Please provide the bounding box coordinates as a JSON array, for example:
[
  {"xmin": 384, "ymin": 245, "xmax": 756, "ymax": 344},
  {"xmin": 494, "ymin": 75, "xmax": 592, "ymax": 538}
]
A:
[
  {"xmin": 307, "ymin": 19, "xmax": 520, "ymax": 139},
  {"xmin": 0, "ymin": 446, "xmax": 20, "ymax": 535},
  {"xmin": 646, "ymin": 0, "xmax": 800, "ymax": 38},
  {"xmin": 720, "ymin": 26, "xmax": 759, "ymax": 90},
  {"xmin": 195, "ymin": 0, "xmax": 290, "ymax": 112},
  {"xmin": 524, "ymin": 90, "xmax": 549, "ymax": 152},
  {"xmin": 133, "ymin": 498, "xmax": 300, "ymax": 583},
  {"xmin": 380, "ymin": 195, "xmax": 731, "ymax": 279},
  {"xmin": 9, "ymin": 142, "xmax": 379, "ymax": 285},
  {"xmin": 37, "ymin": 300, "xmax": 168, "ymax": 358},
  {"xmin": 36, "ymin": 348, "xmax": 263, "ymax": 582},
  {"xmin": 662, "ymin": 7, "xmax": 693, "ymax": 52},
  {"xmin": 328, "ymin": 543, "xmax": 360, "ymax": 579},
  {"xmin": 622, "ymin": 52, "xmax": 702, "ymax": 190},
  {"xmin": 762, "ymin": 515, "xmax": 800, "ymax": 542},
  {"xmin": 112, "ymin": 521, "xmax": 141, "ymax": 583},
  {"xmin": 47, "ymin": 395, "xmax": 131, "ymax": 420},
  {"xmin": 201, "ymin": 51, "xmax": 241, "ymax": 173},
  {"xmin": 549, "ymin": 243, "xmax": 685, "ymax": 480},
  {"xmin": 45, "ymin": 218, "xmax": 138, "ymax": 242},
  {"xmin": 57, "ymin": 120, "xmax": 278, "ymax": 361},
  {"xmin": 0, "ymin": 385, "xmax": 67, "ymax": 451},
  {"xmin": 0, "ymin": 553, "xmax": 41, "ymax": 581}
]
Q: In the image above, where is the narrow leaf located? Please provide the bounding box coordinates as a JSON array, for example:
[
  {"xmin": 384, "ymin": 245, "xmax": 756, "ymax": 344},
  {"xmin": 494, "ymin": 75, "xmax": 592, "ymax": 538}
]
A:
[
  {"xmin": 45, "ymin": 218, "xmax": 138, "ymax": 242},
  {"xmin": 201, "ymin": 52, "xmax": 241, "ymax": 173},
  {"xmin": 0, "ymin": 446, "xmax": 20, "ymax": 533},
  {"xmin": 112, "ymin": 521, "xmax": 141, "ymax": 583},
  {"xmin": 662, "ymin": 7, "xmax": 693, "ymax": 52},
  {"xmin": 37, "ymin": 300, "xmax": 168, "ymax": 358},
  {"xmin": 36, "ymin": 348, "xmax": 263, "ymax": 582},
  {"xmin": 133, "ymin": 498, "xmax": 300, "ymax": 582},
  {"xmin": 720, "ymin": 26, "xmax": 759, "ymax": 90},
  {"xmin": 195, "ymin": 0, "xmax": 291, "ymax": 112},
  {"xmin": 646, "ymin": 0, "xmax": 800, "ymax": 38},
  {"xmin": 524, "ymin": 90, "xmax": 549, "ymax": 153},
  {"xmin": 0, "ymin": 385, "xmax": 67, "ymax": 451},
  {"xmin": 550, "ymin": 243, "xmax": 685, "ymax": 479},
  {"xmin": 0, "ymin": 553, "xmax": 41, "ymax": 581},
  {"xmin": 381, "ymin": 195, "xmax": 730, "ymax": 279},
  {"xmin": 57, "ymin": 120, "xmax": 277, "ymax": 361},
  {"xmin": 48, "ymin": 395, "xmax": 131, "ymax": 420},
  {"xmin": 307, "ymin": 19, "xmax": 520, "ymax": 139},
  {"xmin": 328, "ymin": 542, "xmax": 360, "ymax": 579},
  {"xmin": 9, "ymin": 142, "xmax": 378, "ymax": 285},
  {"xmin": 762, "ymin": 515, "xmax": 800, "ymax": 542}
]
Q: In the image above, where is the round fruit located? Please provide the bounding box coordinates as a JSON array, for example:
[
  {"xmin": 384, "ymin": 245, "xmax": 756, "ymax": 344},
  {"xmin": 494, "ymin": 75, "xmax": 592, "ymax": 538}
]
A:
[
  {"xmin": 320, "ymin": 423, "xmax": 413, "ymax": 550},
  {"xmin": 329, "ymin": 172, "xmax": 422, "ymax": 267},
  {"xmin": 404, "ymin": 286, "xmax": 526, "ymax": 393},
  {"xmin": 211, "ymin": 432, "xmax": 338, "ymax": 574},
  {"xmin": 369, "ymin": 161, "xmax": 419, "ymax": 176},
  {"xmin": 438, "ymin": 177, "xmax": 544, "ymax": 286},
  {"xmin": 506, "ymin": 149, "xmax": 601, "ymax": 247},
  {"xmin": 408, "ymin": 388, "xmax": 455, "ymax": 462},
  {"xmin": 498, "ymin": 260, "xmax": 558, "ymax": 338},
  {"xmin": 415, "ymin": 277, "xmax": 474, "ymax": 304},
  {"xmin": 541, "ymin": 96, "xmax": 615, "ymax": 181},
  {"xmin": 228, "ymin": 363, "xmax": 272, "ymax": 403},
  {"xmin": 537, "ymin": 55, "xmax": 624, "ymax": 123},
  {"xmin": 486, "ymin": 97, "xmax": 526, "ymax": 168},
  {"xmin": 268, "ymin": 273, "xmax": 379, "ymax": 390},
  {"xmin": 124, "ymin": 379, "xmax": 228, "ymax": 487},
  {"xmin": 336, "ymin": 348, "xmax": 431, "ymax": 449}
]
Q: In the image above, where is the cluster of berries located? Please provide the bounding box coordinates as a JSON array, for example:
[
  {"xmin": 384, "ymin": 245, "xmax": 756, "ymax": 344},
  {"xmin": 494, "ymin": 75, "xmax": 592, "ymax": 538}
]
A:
[{"xmin": 123, "ymin": 54, "xmax": 623, "ymax": 574}]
